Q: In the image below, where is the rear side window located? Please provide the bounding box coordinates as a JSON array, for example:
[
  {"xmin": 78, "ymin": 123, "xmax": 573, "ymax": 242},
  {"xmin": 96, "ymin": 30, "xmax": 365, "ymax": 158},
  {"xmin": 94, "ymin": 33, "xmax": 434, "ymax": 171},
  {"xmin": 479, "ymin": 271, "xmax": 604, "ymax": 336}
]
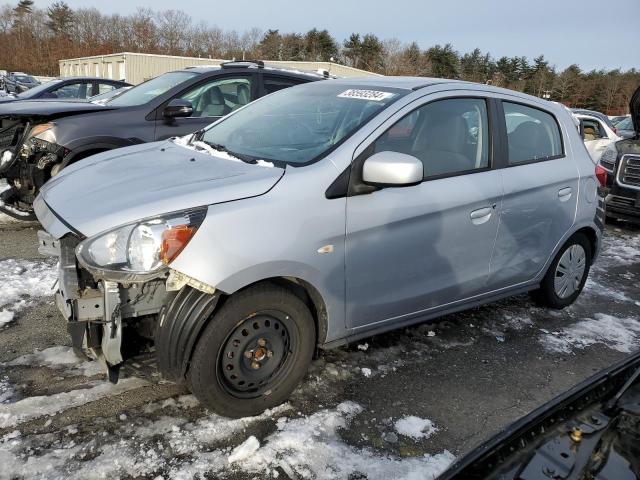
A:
[
  {"xmin": 581, "ymin": 119, "xmax": 606, "ymax": 140},
  {"xmin": 263, "ymin": 76, "xmax": 306, "ymax": 94},
  {"xmin": 373, "ymin": 98, "xmax": 490, "ymax": 180},
  {"xmin": 503, "ymin": 102, "xmax": 563, "ymax": 164}
]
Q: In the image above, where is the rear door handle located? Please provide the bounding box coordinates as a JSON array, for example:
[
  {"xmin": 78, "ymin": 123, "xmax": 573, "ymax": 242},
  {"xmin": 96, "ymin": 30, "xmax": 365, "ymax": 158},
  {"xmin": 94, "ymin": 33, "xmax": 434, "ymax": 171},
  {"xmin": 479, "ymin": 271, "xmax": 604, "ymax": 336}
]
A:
[
  {"xmin": 558, "ymin": 187, "xmax": 572, "ymax": 201},
  {"xmin": 470, "ymin": 207, "xmax": 493, "ymax": 225}
]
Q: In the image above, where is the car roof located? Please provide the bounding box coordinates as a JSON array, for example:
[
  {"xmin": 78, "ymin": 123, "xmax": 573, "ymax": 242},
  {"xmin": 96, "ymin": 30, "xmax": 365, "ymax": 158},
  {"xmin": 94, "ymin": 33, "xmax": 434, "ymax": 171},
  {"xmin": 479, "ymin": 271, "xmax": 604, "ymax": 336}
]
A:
[
  {"xmin": 52, "ymin": 76, "xmax": 128, "ymax": 83},
  {"xmin": 179, "ymin": 64, "xmax": 326, "ymax": 81}
]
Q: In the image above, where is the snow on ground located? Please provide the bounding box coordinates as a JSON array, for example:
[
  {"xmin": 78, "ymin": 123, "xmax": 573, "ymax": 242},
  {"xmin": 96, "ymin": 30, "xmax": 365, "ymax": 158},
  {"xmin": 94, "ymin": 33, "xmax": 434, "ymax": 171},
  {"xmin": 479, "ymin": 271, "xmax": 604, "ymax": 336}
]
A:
[
  {"xmin": 596, "ymin": 228, "xmax": 640, "ymax": 266},
  {"xmin": 395, "ymin": 416, "xmax": 438, "ymax": 440},
  {"xmin": 540, "ymin": 313, "xmax": 640, "ymax": 354},
  {"xmin": 6, "ymin": 346, "xmax": 104, "ymax": 377},
  {"xmin": 0, "ymin": 377, "xmax": 149, "ymax": 428},
  {"xmin": 0, "ymin": 259, "xmax": 57, "ymax": 327}
]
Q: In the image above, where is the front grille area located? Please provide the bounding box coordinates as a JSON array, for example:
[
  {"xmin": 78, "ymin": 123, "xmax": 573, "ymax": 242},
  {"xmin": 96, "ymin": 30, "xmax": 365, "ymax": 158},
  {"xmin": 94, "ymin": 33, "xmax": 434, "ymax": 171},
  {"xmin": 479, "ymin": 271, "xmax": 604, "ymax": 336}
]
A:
[
  {"xmin": 609, "ymin": 195, "xmax": 635, "ymax": 207},
  {"xmin": 617, "ymin": 154, "xmax": 640, "ymax": 190}
]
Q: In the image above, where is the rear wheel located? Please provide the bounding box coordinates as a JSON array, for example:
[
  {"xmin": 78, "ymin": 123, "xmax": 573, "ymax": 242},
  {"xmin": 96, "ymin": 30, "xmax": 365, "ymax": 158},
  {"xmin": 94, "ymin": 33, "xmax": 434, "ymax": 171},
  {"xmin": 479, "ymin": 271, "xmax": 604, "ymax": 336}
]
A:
[
  {"xmin": 187, "ymin": 283, "xmax": 315, "ymax": 418},
  {"xmin": 531, "ymin": 233, "xmax": 592, "ymax": 309}
]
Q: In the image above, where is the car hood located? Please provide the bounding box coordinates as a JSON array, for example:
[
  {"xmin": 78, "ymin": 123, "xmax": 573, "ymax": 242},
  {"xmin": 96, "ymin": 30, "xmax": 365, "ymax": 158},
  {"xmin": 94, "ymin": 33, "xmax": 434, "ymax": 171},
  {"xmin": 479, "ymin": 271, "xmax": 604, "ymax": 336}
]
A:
[
  {"xmin": 0, "ymin": 100, "xmax": 115, "ymax": 118},
  {"xmin": 37, "ymin": 140, "xmax": 284, "ymax": 238},
  {"xmin": 631, "ymin": 84, "xmax": 639, "ymax": 133}
]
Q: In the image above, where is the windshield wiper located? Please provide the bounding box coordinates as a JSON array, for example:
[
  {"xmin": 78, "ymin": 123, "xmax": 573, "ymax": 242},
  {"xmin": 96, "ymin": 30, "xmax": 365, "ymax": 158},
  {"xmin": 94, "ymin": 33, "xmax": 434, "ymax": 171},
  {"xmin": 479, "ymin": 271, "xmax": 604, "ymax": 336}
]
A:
[
  {"xmin": 604, "ymin": 363, "xmax": 640, "ymax": 413},
  {"xmin": 196, "ymin": 140, "xmax": 258, "ymax": 164}
]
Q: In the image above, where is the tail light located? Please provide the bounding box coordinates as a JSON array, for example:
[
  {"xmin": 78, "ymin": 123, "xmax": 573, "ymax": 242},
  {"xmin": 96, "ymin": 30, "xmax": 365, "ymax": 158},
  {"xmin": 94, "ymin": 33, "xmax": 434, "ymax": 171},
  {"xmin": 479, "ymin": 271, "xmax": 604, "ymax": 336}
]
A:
[{"xmin": 595, "ymin": 164, "xmax": 607, "ymax": 187}]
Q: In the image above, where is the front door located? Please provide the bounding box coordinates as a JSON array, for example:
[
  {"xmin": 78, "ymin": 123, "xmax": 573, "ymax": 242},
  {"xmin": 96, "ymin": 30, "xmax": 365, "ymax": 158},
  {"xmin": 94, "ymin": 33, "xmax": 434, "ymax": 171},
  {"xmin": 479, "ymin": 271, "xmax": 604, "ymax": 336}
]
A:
[
  {"xmin": 154, "ymin": 74, "xmax": 256, "ymax": 140},
  {"xmin": 345, "ymin": 96, "xmax": 503, "ymax": 329}
]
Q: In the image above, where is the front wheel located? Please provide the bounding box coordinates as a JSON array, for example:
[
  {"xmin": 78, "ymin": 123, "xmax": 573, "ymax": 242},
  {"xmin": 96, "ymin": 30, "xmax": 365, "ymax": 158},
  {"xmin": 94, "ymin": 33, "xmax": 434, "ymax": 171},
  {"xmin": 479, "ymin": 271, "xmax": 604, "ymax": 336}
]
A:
[
  {"xmin": 187, "ymin": 283, "xmax": 315, "ymax": 418},
  {"xmin": 531, "ymin": 233, "xmax": 592, "ymax": 309}
]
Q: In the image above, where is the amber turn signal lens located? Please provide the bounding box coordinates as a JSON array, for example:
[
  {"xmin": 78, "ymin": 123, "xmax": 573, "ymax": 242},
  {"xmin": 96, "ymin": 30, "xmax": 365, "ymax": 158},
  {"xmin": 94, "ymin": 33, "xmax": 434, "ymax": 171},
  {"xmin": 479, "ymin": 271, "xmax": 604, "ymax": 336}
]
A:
[{"xmin": 160, "ymin": 225, "xmax": 195, "ymax": 264}]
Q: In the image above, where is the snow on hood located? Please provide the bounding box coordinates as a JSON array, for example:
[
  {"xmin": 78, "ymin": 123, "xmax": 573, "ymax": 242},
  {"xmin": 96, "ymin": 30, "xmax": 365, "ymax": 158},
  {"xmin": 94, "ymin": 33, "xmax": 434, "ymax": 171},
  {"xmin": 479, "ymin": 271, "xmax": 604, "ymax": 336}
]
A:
[{"xmin": 38, "ymin": 139, "xmax": 284, "ymax": 238}]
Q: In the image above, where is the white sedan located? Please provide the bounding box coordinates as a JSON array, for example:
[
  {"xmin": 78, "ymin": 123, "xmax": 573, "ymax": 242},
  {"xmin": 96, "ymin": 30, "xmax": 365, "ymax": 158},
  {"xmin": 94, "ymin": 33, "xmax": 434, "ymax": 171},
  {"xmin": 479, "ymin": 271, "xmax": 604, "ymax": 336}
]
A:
[{"xmin": 575, "ymin": 113, "xmax": 621, "ymax": 162}]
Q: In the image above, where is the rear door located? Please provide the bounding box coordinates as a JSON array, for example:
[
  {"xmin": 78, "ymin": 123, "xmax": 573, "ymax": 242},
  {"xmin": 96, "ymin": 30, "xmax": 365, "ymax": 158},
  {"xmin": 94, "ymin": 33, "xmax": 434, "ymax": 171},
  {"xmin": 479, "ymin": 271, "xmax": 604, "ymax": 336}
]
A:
[
  {"xmin": 490, "ymin": 100, "xmax": 578, "ymax": 289},
  {"xmin": 345, "ymin": 94, "xmax": 503, "ymax": 329},
  {"xmin": 154, "ymin": 73, "xmax": 257, "ymax": 140}
]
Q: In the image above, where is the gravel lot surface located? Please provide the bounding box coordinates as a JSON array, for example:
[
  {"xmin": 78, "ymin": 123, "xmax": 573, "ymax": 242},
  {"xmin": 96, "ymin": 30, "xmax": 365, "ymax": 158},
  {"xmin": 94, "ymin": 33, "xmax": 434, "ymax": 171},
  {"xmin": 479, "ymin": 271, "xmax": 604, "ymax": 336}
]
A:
[{"xmin": 0, "ymin": 220, "xmax": 638, "ymax": 479}]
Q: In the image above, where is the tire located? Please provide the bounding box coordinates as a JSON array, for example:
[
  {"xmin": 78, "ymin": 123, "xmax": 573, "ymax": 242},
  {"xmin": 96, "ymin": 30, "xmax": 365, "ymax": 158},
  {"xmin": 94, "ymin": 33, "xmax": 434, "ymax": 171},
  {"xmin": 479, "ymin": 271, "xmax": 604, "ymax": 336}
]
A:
[
  {"xmin": 531, "ymin": 233, "xmax": 592, "ymax": 309},
  {"xmin": 187, "ymin": 283, "xmax": 315, "ymax": 418}
]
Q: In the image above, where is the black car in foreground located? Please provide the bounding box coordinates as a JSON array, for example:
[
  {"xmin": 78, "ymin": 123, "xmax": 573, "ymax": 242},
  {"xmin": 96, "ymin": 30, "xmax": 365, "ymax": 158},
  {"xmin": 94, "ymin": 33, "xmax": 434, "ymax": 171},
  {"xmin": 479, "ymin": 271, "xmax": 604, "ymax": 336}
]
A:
[
  {"xmin": 441, "ymin": 350, "xmax": 640, "ymax": 479},
  {"xmin": 598, "ymin": 85, "xmax": 640, "ymax": 223},
  {"xmin": 0, "ymin": 77, "xmax": 130, "ymax": 104},
  {"xmin": 0, "ymin": 61, "xmax": 326, "ymax": 219},
  {"xmin": 3, "ymin": 72, "xmax": 40, "ymax": 93}
]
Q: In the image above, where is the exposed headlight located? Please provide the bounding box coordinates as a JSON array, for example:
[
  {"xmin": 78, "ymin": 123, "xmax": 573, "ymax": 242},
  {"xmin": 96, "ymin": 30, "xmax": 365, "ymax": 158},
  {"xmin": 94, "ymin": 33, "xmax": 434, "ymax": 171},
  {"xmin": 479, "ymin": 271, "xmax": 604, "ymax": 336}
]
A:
[
  {"xmin": 26, "ymin": 123, "xmax": 56, "ymax": 144},
  {"xmin": 76, "ymin": 208, "xmax": 207, "ymax": 280},
  {"xmin": 599, "ymin": 144, "xmax": 618, "ymax": 172}
]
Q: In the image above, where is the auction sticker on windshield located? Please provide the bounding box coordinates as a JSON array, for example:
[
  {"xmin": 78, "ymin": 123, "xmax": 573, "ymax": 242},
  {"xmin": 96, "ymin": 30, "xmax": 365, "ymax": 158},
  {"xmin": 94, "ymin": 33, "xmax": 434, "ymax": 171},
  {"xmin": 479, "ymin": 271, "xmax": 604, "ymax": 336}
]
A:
[{"xmin": 337, "ymin": 89, "xmax": 395, "ymax": 101}]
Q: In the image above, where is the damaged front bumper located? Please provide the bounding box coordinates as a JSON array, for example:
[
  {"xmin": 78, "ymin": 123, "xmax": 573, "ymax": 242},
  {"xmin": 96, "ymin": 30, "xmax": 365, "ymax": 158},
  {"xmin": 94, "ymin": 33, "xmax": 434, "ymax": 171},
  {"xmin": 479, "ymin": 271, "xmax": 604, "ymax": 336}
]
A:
[
  {"xmin": 38, "ymin": 229, "xmax": 172, "ymax": 381},
  {"xmin": 0, "ymin": 120, "xmax": 68, "ymax": 219}
]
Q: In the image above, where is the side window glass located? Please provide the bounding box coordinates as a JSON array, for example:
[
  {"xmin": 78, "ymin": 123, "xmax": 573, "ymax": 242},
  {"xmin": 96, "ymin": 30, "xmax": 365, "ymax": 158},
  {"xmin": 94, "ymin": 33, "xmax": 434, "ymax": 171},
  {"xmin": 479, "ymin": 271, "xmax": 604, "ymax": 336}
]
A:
[
  {"xmin": 503, "ymin": 102, "xmax": 563, "ymax": 164},
  {"xmin": 372, "ymin": 98, "xmax": 490, "ymax": 180},
  {"xmin": 177, "ymin": 76, "xmax": 253, "ymax": 118},
  {"xmin": 98, "ymin": 83, "xmax": 117, "ymax": 95},
  {"xmin": 581, "ymin": 119, "xmax": 606, "ymax": 140},
  {"xmin": 263, "ymin": 76, "xmax": 305, "ymax": 95},
  {"xmin": 50, "ymin": 82, "xmax": 87, "ymax": 99}
]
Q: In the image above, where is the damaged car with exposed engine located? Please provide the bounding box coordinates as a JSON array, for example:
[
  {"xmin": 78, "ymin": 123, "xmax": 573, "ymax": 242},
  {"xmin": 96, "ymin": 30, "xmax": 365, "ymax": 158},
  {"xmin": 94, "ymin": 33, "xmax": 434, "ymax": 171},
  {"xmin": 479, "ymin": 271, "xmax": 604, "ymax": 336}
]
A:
[
  {"xmin": 440, "ymin": 350, "xmax": 640, "ymax": 480},
  {"xmin": 597, "ymin": 84, "xmax": 640, "ymax": 223},
  {"xmin": 35, "ymin": 78, "xmax": 603, "ymax": 418},
  {"xmin": 0, "ymin": 62, "xmax": 326, "ymax": 219}
]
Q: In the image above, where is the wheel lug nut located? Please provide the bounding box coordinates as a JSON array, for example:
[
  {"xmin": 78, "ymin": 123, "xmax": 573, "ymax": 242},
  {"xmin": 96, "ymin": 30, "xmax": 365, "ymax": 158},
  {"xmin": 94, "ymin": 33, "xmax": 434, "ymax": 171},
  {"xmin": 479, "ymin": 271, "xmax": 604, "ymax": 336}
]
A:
[
  {"xmin": 257, "ymin": 338, "xmax": 267, "ymax": 347},
  {"xmin": 266, "ymin": 350, "xmax": 273, "ymax": 358},
  {"xmin": 244, "ymin": 350, "xmax": 253, "ymax": 359},
  {"xmin": 251, "ymin": 361, "xmax": 261, "ymax": 370}
]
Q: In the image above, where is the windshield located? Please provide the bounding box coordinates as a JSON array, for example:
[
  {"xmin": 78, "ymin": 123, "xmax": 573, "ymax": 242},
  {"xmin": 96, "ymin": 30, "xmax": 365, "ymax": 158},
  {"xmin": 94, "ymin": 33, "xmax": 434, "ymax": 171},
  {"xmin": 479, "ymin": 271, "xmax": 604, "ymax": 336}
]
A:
[
  {"xmin": 199, "ymin": 82, "xmax": 405, "ymax": 165},
  {"xmin": 16, "ymin": 79, "xmax": 63, "ymax": 98},
  {"xmin": 617, "ymin": 117, "xmax": 633, "ymax": 130},
  {"xmin": 15, "ymin": 75, "xmax": 35, "ymax": 83},
  {"xmin": 107, "ymin": 71, "xmax": 197, "ymax": 107}
]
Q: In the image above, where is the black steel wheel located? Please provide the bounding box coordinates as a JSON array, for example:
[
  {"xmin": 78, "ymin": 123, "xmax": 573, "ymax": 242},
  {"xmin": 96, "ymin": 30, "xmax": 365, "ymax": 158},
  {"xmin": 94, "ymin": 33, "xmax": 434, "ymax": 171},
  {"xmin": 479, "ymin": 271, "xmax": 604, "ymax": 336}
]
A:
[
  {"xmin": 187, "ymin": 283, "xmax": 315, "ymax": 418},
  {"xmin": 219, "ymin": 310, "xmax": 296, "ymax": 398}
]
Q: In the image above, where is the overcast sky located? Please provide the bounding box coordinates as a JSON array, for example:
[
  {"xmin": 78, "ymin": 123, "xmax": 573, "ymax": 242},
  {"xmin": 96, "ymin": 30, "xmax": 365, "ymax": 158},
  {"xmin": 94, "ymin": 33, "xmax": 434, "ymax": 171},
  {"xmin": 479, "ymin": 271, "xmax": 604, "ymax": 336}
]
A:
[{"xmin": 37, "ymin": 0, "xmax": 640, "ymax": 71}]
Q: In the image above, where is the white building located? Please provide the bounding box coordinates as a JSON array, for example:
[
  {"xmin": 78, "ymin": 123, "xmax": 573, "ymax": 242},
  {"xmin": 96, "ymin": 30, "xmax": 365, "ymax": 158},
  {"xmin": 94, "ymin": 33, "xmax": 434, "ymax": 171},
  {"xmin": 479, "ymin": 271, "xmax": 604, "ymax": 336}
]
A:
[{"xmin": 59, "ymin": 52, "xmax": 379, "ymax": 84}]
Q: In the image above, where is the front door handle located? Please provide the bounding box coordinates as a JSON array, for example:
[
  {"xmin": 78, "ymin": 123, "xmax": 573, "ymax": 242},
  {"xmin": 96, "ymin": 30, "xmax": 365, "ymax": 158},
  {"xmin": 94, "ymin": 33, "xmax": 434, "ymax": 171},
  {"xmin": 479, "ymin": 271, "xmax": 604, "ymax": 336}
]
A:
[
  {"xmin": 558, "ymin": 187, "xmax": 572, "ymax": 201},
  {"xmin": 470, "ymin": 207, "xmax": 493, "ymax": 225}
]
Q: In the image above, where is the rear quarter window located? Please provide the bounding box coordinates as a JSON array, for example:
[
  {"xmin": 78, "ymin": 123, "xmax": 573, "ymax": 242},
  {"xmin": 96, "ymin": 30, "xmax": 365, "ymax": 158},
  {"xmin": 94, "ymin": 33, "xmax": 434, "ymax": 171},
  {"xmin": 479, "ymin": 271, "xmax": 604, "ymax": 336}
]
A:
[{"xmin": 503, "ymin": 102, "xmax": 563, "ymax": 164}]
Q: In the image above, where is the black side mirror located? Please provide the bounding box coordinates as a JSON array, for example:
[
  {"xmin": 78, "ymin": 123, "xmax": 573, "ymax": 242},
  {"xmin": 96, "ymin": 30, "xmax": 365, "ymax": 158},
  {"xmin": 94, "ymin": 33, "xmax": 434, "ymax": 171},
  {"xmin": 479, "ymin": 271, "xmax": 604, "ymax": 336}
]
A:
[{"xmin": 163, "ymin": 99, "xmax": 193, "ymax": 119}]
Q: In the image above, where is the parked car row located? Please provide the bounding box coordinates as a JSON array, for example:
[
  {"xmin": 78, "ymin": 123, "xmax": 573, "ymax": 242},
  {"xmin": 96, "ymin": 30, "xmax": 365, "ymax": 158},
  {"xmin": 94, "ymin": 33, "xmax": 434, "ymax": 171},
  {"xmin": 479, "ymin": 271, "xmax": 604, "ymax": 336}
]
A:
[
  {"xmin": 0, "ymin": 76, "xmax": 130, "ymax": 103},
  {"xmin": 1, "ymin": 71, "xmax": 40, "ymax": 93}
]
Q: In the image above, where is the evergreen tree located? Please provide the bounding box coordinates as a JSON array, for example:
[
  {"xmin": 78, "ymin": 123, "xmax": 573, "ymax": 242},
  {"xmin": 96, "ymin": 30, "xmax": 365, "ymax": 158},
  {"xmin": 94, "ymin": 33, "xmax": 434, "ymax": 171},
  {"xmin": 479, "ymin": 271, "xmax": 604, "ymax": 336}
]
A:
[
  {"xmin": 343, "ymin": 33, "xmax": 362, "ymax": 68},
  {"xmin": 259, "ymin": 29, "xmax": 282, "ymax": 60},
  {"xmin": 47, "ymin": 1, "xmax": 74, "ymax": 37}
]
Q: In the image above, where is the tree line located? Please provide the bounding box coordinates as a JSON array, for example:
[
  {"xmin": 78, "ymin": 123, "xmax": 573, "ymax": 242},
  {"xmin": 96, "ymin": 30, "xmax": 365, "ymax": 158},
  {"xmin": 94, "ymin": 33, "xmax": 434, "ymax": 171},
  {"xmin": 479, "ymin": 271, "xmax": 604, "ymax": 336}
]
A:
[{"xmin": 1, "ymin": 0, "xmax": 637, "ymax": 114}]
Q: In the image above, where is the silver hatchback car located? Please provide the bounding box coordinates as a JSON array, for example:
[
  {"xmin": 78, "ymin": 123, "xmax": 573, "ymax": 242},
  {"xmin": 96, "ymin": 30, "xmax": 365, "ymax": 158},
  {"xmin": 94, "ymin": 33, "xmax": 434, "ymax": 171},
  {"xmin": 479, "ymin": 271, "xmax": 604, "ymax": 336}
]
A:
[{"xmin": 35, "ymin": 78, "xmax": 604, "ymax": 417}]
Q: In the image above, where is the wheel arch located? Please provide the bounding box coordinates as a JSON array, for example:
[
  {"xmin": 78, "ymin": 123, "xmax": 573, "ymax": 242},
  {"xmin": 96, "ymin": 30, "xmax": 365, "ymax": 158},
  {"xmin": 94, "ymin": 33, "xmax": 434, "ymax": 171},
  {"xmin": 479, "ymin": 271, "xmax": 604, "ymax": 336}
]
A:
[{"xmin": 156, "ymin": 276, "xmax": 329, "ymax": 382}]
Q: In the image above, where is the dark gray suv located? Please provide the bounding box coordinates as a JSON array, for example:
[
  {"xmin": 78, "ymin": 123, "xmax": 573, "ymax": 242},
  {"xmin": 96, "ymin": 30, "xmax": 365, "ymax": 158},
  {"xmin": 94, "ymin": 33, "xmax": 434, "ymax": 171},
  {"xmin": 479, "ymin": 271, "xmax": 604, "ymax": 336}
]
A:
[{"xmin": 0, "ymin": 62, "xmax": 326, "ymax": 219}]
